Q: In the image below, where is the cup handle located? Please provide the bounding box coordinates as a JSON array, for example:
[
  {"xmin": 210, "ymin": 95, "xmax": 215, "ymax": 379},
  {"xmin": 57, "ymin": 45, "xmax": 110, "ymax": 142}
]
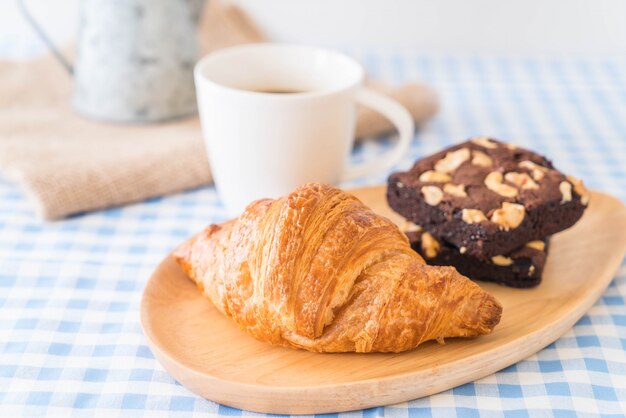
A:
[{"xmin": 341, "ymin": 87, "xmax": 415, "ymax": 181}]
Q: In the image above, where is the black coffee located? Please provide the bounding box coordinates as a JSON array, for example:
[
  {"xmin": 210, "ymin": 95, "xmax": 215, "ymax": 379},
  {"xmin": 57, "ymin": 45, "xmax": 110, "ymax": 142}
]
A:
[{"xmin": 252, "ymin": 88, "xmax": 309, "ymax": 94}]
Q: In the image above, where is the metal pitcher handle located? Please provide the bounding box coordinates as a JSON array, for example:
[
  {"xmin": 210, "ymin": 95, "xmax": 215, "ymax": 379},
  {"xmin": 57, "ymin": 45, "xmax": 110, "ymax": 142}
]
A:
[{"xmin": 16, "ymin": 0, "xmax": 73, "ymax": 75}]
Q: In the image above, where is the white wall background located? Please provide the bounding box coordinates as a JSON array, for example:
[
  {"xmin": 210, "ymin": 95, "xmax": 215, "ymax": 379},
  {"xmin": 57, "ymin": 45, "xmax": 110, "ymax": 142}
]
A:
[
  {"xmin": 234, "ymin": 0, "xmax": 626, "ymax": 55},
  {"xmin": 1, "ymin": 0, "xmax": 625, "ymax": 57}
]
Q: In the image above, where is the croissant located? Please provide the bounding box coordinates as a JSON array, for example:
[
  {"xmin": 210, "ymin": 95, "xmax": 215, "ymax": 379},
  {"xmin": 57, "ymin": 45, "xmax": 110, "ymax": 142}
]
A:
[{"xmin": 174, "ymin": 183, "xmax": 502, "ymax": 353}]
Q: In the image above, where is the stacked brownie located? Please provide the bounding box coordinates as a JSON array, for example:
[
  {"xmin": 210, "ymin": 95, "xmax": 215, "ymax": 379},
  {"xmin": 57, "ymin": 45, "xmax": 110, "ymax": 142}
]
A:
[{"xmin": 387, "ymin": 137, "xmax": 590, "ymax": 287}]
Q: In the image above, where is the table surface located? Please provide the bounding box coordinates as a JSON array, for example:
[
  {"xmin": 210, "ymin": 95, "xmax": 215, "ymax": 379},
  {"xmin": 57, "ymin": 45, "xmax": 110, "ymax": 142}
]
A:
[{"xmin": 1, "ymin": 49, "xmax": 626, "ymax": 417}]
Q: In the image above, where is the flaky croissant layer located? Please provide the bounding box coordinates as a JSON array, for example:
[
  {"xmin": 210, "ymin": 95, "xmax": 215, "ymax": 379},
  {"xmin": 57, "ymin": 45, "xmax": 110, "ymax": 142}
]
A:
[{"xmin": 175, "ymin": 183, "xmax": 502, "ymax": 353}]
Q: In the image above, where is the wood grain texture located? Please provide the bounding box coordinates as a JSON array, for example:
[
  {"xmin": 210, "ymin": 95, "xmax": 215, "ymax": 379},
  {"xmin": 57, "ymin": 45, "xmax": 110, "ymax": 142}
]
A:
[{"xmin": 140, "ymin": 187, "xmax": 626, "ymax": 414}]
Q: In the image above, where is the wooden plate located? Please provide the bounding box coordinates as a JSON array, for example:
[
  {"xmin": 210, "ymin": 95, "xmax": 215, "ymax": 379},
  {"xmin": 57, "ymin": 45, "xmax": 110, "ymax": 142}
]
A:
[{"xmin": 141, "ymin": 187, "xmax": 626, "ymax": 414}]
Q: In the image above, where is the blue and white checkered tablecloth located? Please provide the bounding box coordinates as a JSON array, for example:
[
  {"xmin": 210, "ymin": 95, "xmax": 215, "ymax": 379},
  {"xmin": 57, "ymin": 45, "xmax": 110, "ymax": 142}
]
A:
[{"xmin": 1, "ymin": 51, "xmax": 626, "ymax": 417}]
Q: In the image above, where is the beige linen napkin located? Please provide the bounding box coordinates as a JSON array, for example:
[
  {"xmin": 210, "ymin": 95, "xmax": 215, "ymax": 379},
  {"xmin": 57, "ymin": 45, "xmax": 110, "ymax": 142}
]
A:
[
  {"xmin": 0, "ymin": 54, "xmax": 210, "ymax": 220},
  {"xmin": 0, "ymin": 1, "xmax": 437, "ymax": 220}
]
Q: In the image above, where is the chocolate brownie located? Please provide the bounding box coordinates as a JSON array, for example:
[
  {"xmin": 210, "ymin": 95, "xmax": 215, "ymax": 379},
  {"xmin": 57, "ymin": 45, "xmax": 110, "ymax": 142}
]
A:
[
  {"xmin": 406, "ymin": 226, "xmax": 548, "ymax": 288},
  {"xmin": 387, "ymin": 137, "xmax": 590, "ymax": 259}
]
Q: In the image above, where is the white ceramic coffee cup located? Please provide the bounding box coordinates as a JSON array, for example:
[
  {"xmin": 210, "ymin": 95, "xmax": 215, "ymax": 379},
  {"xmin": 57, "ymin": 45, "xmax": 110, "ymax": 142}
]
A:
[{"xmin": 194, "ymin": 43, "xmax": 414, "ymax": 214}]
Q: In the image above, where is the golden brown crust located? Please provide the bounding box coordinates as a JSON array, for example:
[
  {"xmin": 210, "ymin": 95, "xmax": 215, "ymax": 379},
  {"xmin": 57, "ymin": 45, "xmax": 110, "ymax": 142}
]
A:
[{"xmin": 174, "ymin": 183, "xmax": 502, "ymax": 353}]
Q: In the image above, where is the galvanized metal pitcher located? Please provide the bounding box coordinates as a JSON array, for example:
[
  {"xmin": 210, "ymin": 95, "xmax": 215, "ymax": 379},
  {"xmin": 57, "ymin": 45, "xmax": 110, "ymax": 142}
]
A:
[{"xmin": 19, "ymin": 0, "xmax": 205, "ymax": 123}]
